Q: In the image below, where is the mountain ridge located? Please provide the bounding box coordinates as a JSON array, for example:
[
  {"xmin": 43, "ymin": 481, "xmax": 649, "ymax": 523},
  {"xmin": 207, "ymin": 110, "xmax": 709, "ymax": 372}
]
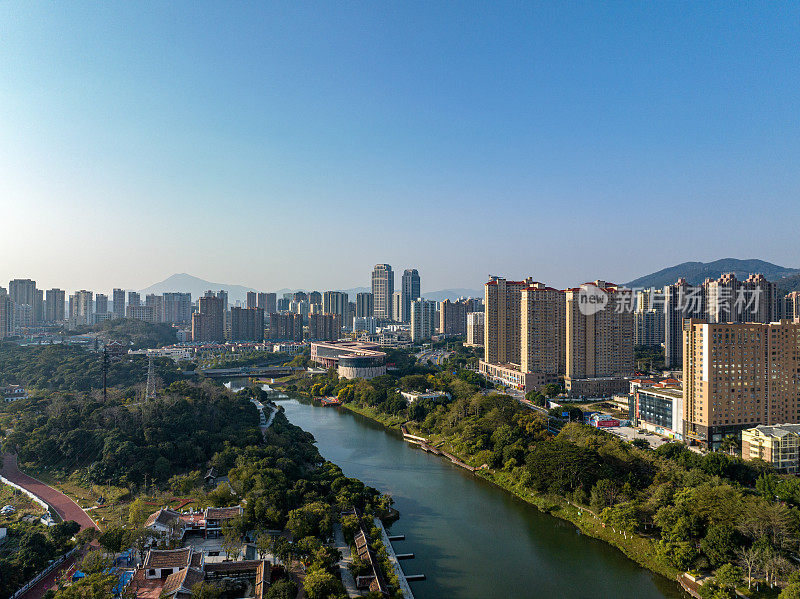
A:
[{"xmin": 624, "ymin": 258, "xmax": 800, "ymax": 290}]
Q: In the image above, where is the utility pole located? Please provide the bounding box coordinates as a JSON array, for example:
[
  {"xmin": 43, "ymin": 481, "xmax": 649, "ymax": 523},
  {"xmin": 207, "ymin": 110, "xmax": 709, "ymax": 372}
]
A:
[
  {"xmin": 145, "ymin": 353, "xmax": 156, "ymax": 400},
  {"xmin": 102, "ymin": 347, "xmax": 109, "ymax": 401}
]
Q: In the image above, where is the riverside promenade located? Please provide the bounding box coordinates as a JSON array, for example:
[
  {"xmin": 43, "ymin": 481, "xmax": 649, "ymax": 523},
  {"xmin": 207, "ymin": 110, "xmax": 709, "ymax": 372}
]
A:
[{"xmin": 373, "ymin": 517, "xmax": 415, "ymax": 599}]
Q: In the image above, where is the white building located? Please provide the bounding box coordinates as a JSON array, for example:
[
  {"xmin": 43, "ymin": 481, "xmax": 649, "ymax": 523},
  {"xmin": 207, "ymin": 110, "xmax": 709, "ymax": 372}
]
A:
[
  {"xmin": 466, "ymin": 311, "xmax": 485, "ymax": 347},
  {"xmin": 410, "ymin": 299, "xmax": 436, "ymax": 342}
]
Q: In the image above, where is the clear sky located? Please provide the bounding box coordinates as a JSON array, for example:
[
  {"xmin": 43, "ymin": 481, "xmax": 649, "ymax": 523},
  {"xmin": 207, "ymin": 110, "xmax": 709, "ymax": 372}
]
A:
[{"xmin": 1, "ymin": 2, "xmax": 799, "ymax": 294}]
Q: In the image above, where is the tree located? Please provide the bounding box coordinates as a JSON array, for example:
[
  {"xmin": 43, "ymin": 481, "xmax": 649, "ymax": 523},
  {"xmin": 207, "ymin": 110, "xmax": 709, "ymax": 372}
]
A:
[
  {"xmin": 701, "ymin": 524, "xmax": 739, "ymax": 568},
  {"xmin": 737, "ymin": 546, "xmax": 759, "ymax": 589},
  {"xmin": 51, "ymin": 521, "xmax": 80, "ymax": 547},
  {"xmin": 631, "ymin": 438, "xmax": 650, "ymax": 450},
  {"xmin": 190, "ymin": 582, "xmax": 222, "ymax": 599},
  {"xmin": 53, "ymin": 573, "xmax": 116, "ymax": 598},
  {"xmin": 267, "ymin": 579, "xmax": 297, "ymax": 599},
  {"xmin": 255, "ymin": 532, "xmax": 272, "ymax": 559},
  {"xmin": 303, "ymin": 568, "xmax": 341, "ymax": 599},
  {"xmin": 543, "ymin": 383, "xmax": 561, "ymax": 398},
  {"xmin": 128, "ymin": 498, "xmax": 153, "ymax": 527},
  {"xmin": 714, "ymin": 563, "xmax": 743, "ymax": 589},
  {"xmin": 80, "ymin": 551, "xmax": 111, "ymax": 574}
]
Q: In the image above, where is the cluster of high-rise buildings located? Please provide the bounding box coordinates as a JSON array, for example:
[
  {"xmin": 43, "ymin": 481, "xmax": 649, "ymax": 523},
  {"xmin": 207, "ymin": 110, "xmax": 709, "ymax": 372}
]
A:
[{"xmin": 481, "ymin": 277, "xmax": 635, "ymax": 397}]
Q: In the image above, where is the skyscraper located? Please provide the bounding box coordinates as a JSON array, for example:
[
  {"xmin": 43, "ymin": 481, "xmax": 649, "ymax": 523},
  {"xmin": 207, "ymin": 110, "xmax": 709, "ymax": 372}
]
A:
[
  {"xmin": 564, "ymin": 282, "xmax": 634, "ymax": 396},
  {"xmin": 323, "ymin": 291, "xmax": 348, "ymax": 330},
  {"xmin": 9, "ymin": 279, "xmax": 38, "ymax": 325},
  {"xmin": 95, "ymin": 293, "xmax": 108, "ymax": 316},
  {"xmin": 683, "ymin": 318, "xmax": 800, "ymax": 450},
  {"xmin": 401, "ymin": 269, "xmax": 421, "ymax": 324},
  {"xmin": 258, "ymin": 292, "xmax": 276, "ymax": 315},
  {"xmin": 145, "ymin": 294, "xmax": 165, "ymax": 322},
  {"xmin": 520, "ymin": 284, "xmax": 566, "ymax": 379},
  {"xmin": 484, "ymin": 276, "xmax": 533, "ymax": 364},
  {"xmin": 230, "ymin": 307, "xmax": 264, "ymax": 341},
  {"xmin": 439, "ymin": 299, "xmax": 469, "ymax": 336},
  {"xmin": 356, "ymin": 292, "xmax": 374, "ymax": 318},
  {"xmin": 128, "ymin": 291, "xmax": 141, "ymax": 308},
  {"xmin": 0, "ymin": 293, "xmax": 12, "ymax": 339},
  {"xmin": 664, "ymin": 279, "xmax": 706, "ymax": 369},
  {"xmin": 391, "ymin": 290, "xmax": 405, "ymax": 323},
  {"xmin": 192, "ymin": 294, "xmax": 225, "ymax": 342},
  {"xmin": 163, "ymin": 292, "xmax": 192, "ymax": 324},
  {"xmin": 410, "ymin": 299, "xmax": 436, "ymax": 342},
  {"xmin": 112, "ymin": 288, "xmax": 126, "ymax": 318},
  {"xmin": 246, "ymin": 291, "xmax": 257, "ymax": 309},
  {"xmin": 371, "ymin": 264, "xmax": 394, "ymax": 320},
  {"xmin": 45, "ymin": 288, "xmax": 65, "ymax": 322},
  {"xmin": 308, "ymin": 313, "xmax": 342, "ymax": 341},
  {"xmin": 73, "ymin": 290, "xmax": 93, "ymax": 326}
]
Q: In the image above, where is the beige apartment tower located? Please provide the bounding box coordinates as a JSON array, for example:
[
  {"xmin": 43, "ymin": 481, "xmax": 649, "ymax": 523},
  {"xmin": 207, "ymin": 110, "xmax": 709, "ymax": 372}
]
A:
[
  {"xmin": 520, "ymin": 283, "xmax": 565, "ymax": 380},
  {"xmin": 682, "ymin": 318, "xmax": 800, "ymax": 450},
  {"xmin": 484, "ymin": 276, "xmax": 534, "ymax": 365}
]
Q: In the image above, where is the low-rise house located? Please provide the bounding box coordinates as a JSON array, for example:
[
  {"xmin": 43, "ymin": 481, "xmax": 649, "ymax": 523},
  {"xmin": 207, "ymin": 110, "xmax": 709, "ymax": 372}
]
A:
[
  {"xmin": 204, "ymin": 506, "xmax": 243, "ymax": 539},
  {"xmin": 143, "ymin": 547, "xmax": 202, "ymax": 580},
  {"xmin": 144, "ymin": 508, "xmax": 182, "ymax": 537},
  {"xmin": 1, "ymin": 385, "xmax": 27, "ymax": 402}
]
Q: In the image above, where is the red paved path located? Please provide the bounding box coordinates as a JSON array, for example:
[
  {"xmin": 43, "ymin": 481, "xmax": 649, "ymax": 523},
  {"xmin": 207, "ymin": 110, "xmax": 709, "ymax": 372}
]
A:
[
  {"xmin": 1, "ymin": 454, "xmax": 97, "ymax": 531},
  {"xmin": 1, "ymin": 454, "xmax": 98, "ymax": 599}
]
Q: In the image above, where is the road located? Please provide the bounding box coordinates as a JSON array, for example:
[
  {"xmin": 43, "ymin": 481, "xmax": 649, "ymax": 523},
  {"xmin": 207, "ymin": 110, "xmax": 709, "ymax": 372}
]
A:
[{"xmin": 1, "ymin": 454, "xmax": 97, "ymax": 531}]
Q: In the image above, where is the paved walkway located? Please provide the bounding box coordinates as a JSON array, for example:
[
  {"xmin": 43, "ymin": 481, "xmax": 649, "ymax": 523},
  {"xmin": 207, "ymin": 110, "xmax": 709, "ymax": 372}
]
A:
[
  {"xmin": 333, "ymin": 524, "xmax": 359, "ymax": 598},
  {"xmin": 1, "ymin": 454, "xmax": 97, "ymax": 531}
]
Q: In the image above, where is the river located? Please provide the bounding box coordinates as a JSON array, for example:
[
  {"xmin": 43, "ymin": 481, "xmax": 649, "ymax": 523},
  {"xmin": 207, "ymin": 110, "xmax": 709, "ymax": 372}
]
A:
[{"xmin": 226, "ymin": 381, "xmax": 684, "ymax": 598}]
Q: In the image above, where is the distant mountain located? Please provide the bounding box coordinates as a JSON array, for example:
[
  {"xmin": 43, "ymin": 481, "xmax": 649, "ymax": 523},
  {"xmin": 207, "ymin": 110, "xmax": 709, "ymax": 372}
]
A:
[
  {"xmin": 424, "ymin": 288, "xmax": 483, "ymax": 302},
  {"xmin": 139, "ymin": 273, "xmax": 258, "ymax": 304},
  {"xmin": 776, "ymin": 274, "xmax": 800, "ymax": 296},
  {"xmin": 625, "ymin": 259, "xmax": 800, "ymax": 290}
]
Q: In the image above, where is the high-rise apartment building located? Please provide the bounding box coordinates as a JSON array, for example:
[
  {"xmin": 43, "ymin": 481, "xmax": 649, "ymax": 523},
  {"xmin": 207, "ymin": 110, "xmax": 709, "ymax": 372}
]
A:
[
  {"xmin": 269, "ymin": 312, "xmax": 304, "ymax": 341},
  {"xmin": 466, "ymin": 312, "xmax": 485, "ymax": 347},
  {"xmin": 95, "ymin": 294, "xmax": 108, "ymax": 316},
  {"xmin": 371, "ymin": 264, "xmax": 394, "ymax": 320},
  {"xmin": 68, "ymin": 290, "xmax": 93, "ymax": 326},
  {"xmin": 9, "ymin": 279, "xmax": 38, "ymax": 325},
  {"xmin": 439, "ymin": 299, "xmax": 469, "ymax": 337},
  {"xmin": 783, "ymin": 292, "xmax": 800, "ymax": 320},
  {"xmin": 246, "ymin": 291, "xmax": 257, "ymax": 309},
  {"xmin": 45, "ymin": 288, "xmax": 65, "ymax": 322},
  {"xmin": 146, "ymin": 294, "xmax": 165, "ymax": 322},
  {"xmin": 391, "ymin": 291, "xmax": 405, "ymax": 323},
  {"xmin": 401, "ymin": 269, "xmax": 421, "ymax": 323},
  {"xmin": 308, "ymin": 291, "xmax": 322, "ymax": 306},
  {"xmin": 128, "ymin": 291, "xmax": 141, "ymax": 308},
  {"xmin": 258, "ymin": 292, "xmax": 276, "ymax": 315},
  {"xmin": 520, "ymin": 284, "xmax": 566, "ymax": 381},
  {"xmin": 0, "ymin": 293, "xmax": 12, "ymax": 339},
  {"xmin": 127, "ymin": 305, "xmax": 157, "ymax": 323},
  {"xmin": 323, "ymin": 291, "xmax": 349, "ymax": 331},
  {"xmin": 308, "ymin": 313, "xmax": 342, "ymax": 341},
  {"xmin": 356, "ymin": 292, "xmax": 374, "ymax": 318},
  {"xmin": 163, "ymin": 292, "xmax": 192, "ymax": 324},
  {"xmin": 410, "ymin": 299, "xmax": 436, "ymax": 342},
  {"xmin": 229, "ymin": 307, "xmax": 264, "ymax": 341},
  {"xmin": 664, "ymin": 279, "xmax": 706, "ymax": 369},
  {"xmin": 192, "ymin": 294, "xmax": 225, "ymax": 342},
  {"xmin": 564, "ymin": 282, "xmax": 634, "ymax": 397},
  {"xmin": 683, "ymin": 318, "xmax": 800, "ymax": 450},
  {"xmin": 484, "ymin": 276, "xmax": 534, "ymax": 365},
  {"xmin": 112, "ymin": 289, "xmax": 126, "ymax": 318}
]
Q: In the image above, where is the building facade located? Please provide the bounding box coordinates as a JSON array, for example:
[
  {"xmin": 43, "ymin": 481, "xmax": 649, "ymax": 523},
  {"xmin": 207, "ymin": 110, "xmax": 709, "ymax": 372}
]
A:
[
  {"xmin": 356, "ymin": 292, "xmax": 374, "ymax": 318},
  {"xmin": 484, "ymin": 276, "xmax": 534, "ymax": 365},
  {"xmin": 307, "ymin": 313, "xmax": 341, "ymax": 341},
  {"xmin": 229, "ymin": 307, "xmax": 264, "ymax": 341},
  {"xmin": 410, "ymin": 299, "xmax": 436, "ymax": 342},
  {"xmin": 269, "ymin": 312, "xmax": 304, "ymax": 341},
  {"xmin": 742, "ymin": 424, "xmax": 800, "ymax": 473},
  {"xmin": 683, "ymin": 318, "xmax": 800, "ymax": 450},
  {"xmin": 466, "ymin": 311, "xmax": 484, "ymax": 347},
  {"xmin": 371, "ymin": 264, "xmax": 394, "ymax": 320},
  {"xmin": 520, "ymin": 284, "xmax": 565, "ymax": 382},
  {"xmin": 112, "ymin": 288, "xmax": 126, "ymax": 318},
  {"xmin": 439, "ymin": 299, "xmax": 469, "ymax": 337},
  {"xmin": 401, "ymin": 269, "xmax": 420, "ymax": 324},
  {"xmin": 45, "ymin": 288, "xmax": 65, "ymax": 322}
]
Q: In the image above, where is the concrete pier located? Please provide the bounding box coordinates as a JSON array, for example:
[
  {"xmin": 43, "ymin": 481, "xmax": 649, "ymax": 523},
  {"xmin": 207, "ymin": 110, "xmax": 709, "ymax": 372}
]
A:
[{"xmin": 373, "ymin": 517, "xmax": 417, "ymax": 599}]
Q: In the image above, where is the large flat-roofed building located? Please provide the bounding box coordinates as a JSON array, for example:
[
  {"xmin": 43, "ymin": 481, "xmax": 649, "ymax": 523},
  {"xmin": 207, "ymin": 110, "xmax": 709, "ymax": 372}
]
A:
[
  {"xmin": 683, "ymin": 318, "xmax": 800, "ymax": 450},
  {"xmin": 310, "ymin": 340, "xmax": 386, "ymax": 379},
  {"xmin": 634, "ymin": 384, "xmax": 684, "ymax": 440},
  {"xmin": 478, "ymin": 361, "xmax": 547, "ymax": 391},
  {"xmin": 742, "ymin": 424, "xmax": 800, "ymax": 473}
]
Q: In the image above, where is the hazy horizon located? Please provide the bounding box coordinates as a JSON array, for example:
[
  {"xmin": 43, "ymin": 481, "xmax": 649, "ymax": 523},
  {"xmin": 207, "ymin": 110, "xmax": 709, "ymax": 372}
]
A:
[{"xmin": 2, "ymin": 3, "xmax": 799, "ymax": 292}]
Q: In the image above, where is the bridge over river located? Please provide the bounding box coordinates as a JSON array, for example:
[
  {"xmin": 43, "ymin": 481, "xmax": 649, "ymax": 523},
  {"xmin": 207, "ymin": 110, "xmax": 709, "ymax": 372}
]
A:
[{"xmin": 196, "ymin": 366, "xmax": 303, "ymax": 378}]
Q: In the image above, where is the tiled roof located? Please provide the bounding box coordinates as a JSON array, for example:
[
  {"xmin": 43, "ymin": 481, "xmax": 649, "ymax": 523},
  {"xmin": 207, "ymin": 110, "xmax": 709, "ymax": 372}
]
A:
[
  {"xmin": 144, "ymin": 508, "xmax": 180, "ymax": 529},
  {"xmin": 143, "ymin": 547, "xmax": 192, "ymax": 569},
  {"xmin": 161, "ymin": 567, "xmax": 204, "ymax": 597},
  {"xmin": 205, "ymin": 506, "xmax": 243, "ymax": 520}
]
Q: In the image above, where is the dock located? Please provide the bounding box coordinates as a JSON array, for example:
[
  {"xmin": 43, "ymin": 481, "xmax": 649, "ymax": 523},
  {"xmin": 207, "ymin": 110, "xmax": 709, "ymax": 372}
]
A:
[
  {"xmin": 400, "ymin": 426, "xmax": 476, "ymax": 472},
  {"xmin": 373, "ymin": 517, "xmax": 417, "ymax": 599}
]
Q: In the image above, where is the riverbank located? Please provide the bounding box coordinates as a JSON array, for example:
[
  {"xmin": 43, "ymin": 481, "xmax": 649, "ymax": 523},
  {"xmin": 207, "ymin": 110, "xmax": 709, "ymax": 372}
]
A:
[{"xmin": 337, "ymin": 402, "xmax": 681, "ymax": 584}]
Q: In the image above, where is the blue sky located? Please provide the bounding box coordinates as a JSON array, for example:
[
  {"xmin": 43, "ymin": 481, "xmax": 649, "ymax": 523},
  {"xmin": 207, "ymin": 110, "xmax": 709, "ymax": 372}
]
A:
[{"xmin": 1, "ymin": 2, "xmax": 798, "ymax": 293}]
